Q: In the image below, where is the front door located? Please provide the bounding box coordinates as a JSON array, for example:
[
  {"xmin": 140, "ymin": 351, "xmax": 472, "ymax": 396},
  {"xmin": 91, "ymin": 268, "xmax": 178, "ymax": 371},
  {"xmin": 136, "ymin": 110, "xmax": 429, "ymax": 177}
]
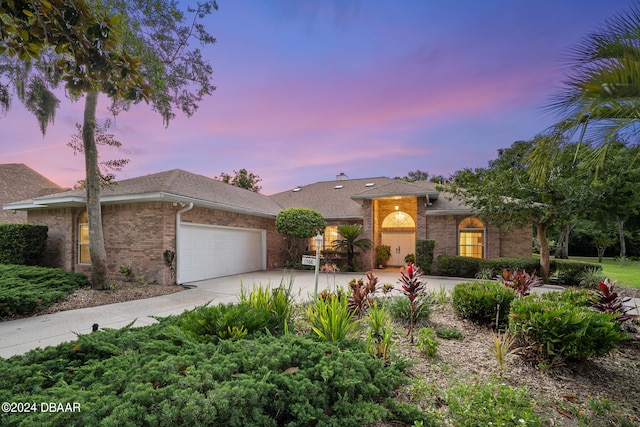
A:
[{"xmin": 381, "ymin": 231, "xmax": 415, "ymax": 266}]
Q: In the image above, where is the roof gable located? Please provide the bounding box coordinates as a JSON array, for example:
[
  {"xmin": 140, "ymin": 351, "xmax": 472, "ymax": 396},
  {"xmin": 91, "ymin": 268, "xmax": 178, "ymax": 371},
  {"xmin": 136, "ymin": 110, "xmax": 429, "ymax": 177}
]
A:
[
  {"xmin": 0, "ymin": 164, "xmax": 62, "ymax": 223},
  {"xmin": 6, "ymin": 169, "xmax": 283, "ymax": 217},
  {"xmin": 270, "ymin": 177, "xmax": 395, "ymax": 219}
]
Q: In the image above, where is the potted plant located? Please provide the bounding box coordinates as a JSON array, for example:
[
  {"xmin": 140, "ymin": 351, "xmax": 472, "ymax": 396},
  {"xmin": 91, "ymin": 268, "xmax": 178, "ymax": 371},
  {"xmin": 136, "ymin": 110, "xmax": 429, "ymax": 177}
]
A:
[
  {"xmin": 404, "ymin": 253, "xmax": 416, "ymax": 265},
  {"xmin": 375, "ymin": 245, "xmax": 392, "ymax": 268}
]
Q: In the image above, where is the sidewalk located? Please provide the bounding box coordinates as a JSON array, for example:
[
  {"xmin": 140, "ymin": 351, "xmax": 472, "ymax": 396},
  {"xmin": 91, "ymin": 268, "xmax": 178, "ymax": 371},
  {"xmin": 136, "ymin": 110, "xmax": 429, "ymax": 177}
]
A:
[{"xmin": 1, "ymin": 270, "xmax": 636, "ymax": 359}]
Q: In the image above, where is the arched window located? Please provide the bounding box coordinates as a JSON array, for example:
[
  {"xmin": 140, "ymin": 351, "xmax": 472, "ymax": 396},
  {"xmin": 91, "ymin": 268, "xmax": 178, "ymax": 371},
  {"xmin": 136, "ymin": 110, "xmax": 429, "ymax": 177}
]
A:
[
  {"xmin": 381, "ymin": 210, "xmax": 415, "ymax": 228},
  {"xmin": 459, "ymin": 217, "xmax": 484, "ymax": 258},
  {"xmin": 78, "ymin": 211, "xmax": 91, "ymax": 264}
]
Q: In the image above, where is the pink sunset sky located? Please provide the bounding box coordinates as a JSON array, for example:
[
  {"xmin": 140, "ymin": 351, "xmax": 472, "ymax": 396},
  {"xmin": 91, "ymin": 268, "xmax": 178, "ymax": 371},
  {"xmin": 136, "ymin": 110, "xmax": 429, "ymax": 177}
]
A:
[{"xmin": 1, "ymin": 0, "xmax": 632, "ymax": 194}]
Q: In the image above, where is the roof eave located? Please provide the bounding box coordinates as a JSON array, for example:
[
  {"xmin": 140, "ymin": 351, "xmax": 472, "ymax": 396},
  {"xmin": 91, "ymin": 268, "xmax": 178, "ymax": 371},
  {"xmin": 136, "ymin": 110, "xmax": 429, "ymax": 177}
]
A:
[
  {"xmin": 166, "ymin": 194, "xmax": 277, "ymax": 218},
  {"xmin": 425, "ymin": 209, "xmax": 474, "ymax": 216},
  {"xmin": 5, "ymin": 192, "xmax": 278, "ymax": 218},
  {"xmin": 352, "ymin": 190, "xmax": 440, "ymax": 200}
]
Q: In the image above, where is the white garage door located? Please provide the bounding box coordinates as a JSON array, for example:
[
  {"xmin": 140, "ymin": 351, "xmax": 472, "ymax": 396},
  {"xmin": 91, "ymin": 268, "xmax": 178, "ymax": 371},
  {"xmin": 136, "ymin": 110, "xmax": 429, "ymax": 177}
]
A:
[{"xmin": 177, "ymin": 223, "xmax": 266, "ymax": 284}]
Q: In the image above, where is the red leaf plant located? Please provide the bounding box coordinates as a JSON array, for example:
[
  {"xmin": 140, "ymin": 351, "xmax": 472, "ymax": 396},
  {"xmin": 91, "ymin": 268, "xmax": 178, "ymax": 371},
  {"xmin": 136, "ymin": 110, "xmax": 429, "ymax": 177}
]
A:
[
  {"xmin": 398, "ymin": 262, "xmax": 425, "ymax": 342},
  {"xmin": 590, "ymin": 278, "xmax": 637, "ymax": 323},
  {"xmin": 499, "ymin": 268, "xmax": 542, "ymax": 298},
  {"xmin": 347, "ymin": 271, "xmax": 379, "ymax": 317}
]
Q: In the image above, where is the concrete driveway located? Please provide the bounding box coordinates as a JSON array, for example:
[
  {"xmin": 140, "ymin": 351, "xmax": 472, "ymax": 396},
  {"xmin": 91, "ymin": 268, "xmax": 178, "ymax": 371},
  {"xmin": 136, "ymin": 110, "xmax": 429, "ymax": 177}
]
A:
[
  {"xmin": 4, "ymin": 268, "xmax": 605, "ymax": 359},
  {"xmin": 0, "ymin": 269, "xmax": 471, "ymax": 358}
]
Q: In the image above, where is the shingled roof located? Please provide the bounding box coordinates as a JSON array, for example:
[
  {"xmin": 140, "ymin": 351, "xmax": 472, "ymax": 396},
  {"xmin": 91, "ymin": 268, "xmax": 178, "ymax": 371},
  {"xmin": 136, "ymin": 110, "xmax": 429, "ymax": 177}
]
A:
[
  {"xmin": 269, "ymin": 177, "xmax": 442, "ymax": 219},
  {"xmin": 0, "ymin": 164, "xmax": 62, "ymax": 223},
  {"xmin": 4, "ymin": 169, "xmax": 473, "ymax": 219},
  {"xmin": 5, "ymin": 169, "xmax": 283, "ymax": 218}
]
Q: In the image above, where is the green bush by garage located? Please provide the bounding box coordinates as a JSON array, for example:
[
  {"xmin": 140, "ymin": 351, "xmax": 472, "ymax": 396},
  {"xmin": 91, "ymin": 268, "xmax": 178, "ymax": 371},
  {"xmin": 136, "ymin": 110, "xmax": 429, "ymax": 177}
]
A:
[{"xmin": 0, "ymin": 223, "xmax": 48, "ymax": 266}]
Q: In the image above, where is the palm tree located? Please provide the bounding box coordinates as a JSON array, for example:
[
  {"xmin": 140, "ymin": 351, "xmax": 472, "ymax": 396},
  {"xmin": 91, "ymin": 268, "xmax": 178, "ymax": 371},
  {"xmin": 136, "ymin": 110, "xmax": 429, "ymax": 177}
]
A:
[
  {"xmin": 530, "ymin": 4, "xmax": 640, "ymax": 181},
  {"xmin": 333, "ymin": 224, "xmax": 373, "ymax": 272}
]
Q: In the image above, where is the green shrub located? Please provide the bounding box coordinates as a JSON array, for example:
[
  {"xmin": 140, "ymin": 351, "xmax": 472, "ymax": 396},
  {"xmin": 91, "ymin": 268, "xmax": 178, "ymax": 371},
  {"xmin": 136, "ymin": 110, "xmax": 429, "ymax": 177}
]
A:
[
  {"xmin": 437, "ymin": 256, "xmax": 601, "ymax": 287},
  {"xmin": 365, "ymin": 301, "xmax": 395, "ymax": 361},
  {"xmin": 452, "ymin": 281, "xmax": 515, "ymax": 327},
  {"xmin": 435, "ymin": 326, "xmax": 464, "ymax": 340},
  {"xmin": 437, "ymin": 255, "xmax": 482, "ymax": 277},
  {"xmin": 550, "ymin": 259, "xmax": 602, "ymax": 286},
  {"xmin": 0, "ymin": 223, "xmax": 48, "ymax": 265},
  {"xmin": 482, "ymin": 257, "xmax": 541, "ymax": 273},
  {"xmin": 306, "ymin": 293, "xmax": 359, "ymax": 341},
  {"xmin": 0, "ymin": 265, "xmax": 88, "ymax": 317},
  {"xmin": 577, "ymin": 267, "xmax": 606, "ymax": 288},
  {"xmin": 169, "ymin": 301, "xmax": 272, "ymax": 343},
  {"xmin": 415, "ymin": 239, "xmax": 435, "ymax": 274},
  {"xmin": 540, "ymin": 288, "xmax": 592, "ymax": 307},
  {"xmin": 443, "ymin": 379, "xmax": 542, "ymax": 426},
  {"xmin": 509, "ymin": 293, "xmax": 627, "ymax": 361},
  {"xmin": 383, "ymin": 295, "xmax": 432, "ymax": 326},
  {"xmin": 416, "ymin": 327, "xmax": 439, "ymax": 357},
  {"xmin": 0, "ymin": 327, "xmax": 416, "ymax": 426},
  {"xmin": 239, "ymin": 278, "xmax": 295, "ymax": 334}
]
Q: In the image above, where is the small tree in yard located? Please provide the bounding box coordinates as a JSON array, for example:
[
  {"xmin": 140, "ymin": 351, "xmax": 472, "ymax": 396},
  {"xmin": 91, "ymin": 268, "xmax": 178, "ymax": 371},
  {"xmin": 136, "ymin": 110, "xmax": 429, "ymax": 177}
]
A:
[
  {"xmin": 445, "ymin": 139, "xmax": 596, "ymax": 282},
  {"xmin": 333, "ymin": 224, "xmax": 372, "ymax": 272},
  {"xmin": 275, "ymin": 208, "xmax": 326, "ymax": 265}
]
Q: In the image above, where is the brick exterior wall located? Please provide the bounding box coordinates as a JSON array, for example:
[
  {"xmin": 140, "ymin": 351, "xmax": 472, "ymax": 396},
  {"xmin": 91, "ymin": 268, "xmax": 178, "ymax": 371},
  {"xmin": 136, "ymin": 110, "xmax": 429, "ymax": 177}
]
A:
[
  {"xmin": 425, "ymin": 214, "xmax": 532, "ymax": 272},
  {"xmin": 28, "ymin": 208, "xmax": 74, "ymax": 270},
  {"xmin": 26, "ymin": 198, "xmax": 532, "ymax": 283},
  {"xmin": 28, "ymin": 202, "xmax": 285, "ymax": 286}
]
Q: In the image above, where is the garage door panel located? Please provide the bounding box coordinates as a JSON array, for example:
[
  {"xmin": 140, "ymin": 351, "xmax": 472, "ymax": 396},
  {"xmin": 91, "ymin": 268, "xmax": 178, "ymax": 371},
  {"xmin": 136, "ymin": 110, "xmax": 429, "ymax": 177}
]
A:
[{"xmin": 178, "ymin": 223, "xmax": 266, "ymax": 283}]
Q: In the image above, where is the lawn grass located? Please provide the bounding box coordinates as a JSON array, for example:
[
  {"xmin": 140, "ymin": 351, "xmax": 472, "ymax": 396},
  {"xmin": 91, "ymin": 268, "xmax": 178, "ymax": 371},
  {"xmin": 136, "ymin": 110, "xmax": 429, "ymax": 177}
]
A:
[{"xmin": 570, "ymin": 256, "xmax": 640, "ymax": 288}]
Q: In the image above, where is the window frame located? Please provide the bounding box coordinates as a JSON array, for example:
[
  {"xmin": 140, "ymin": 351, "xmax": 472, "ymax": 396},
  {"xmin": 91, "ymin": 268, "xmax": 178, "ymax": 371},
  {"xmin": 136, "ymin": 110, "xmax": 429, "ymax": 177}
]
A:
[
  {"xmin": 458, "ymin": 217, "xmax": 485, "ymax": 259},
  {"xmin": 310, "ymin": 225, "xmax": 340, "ymax": 251},
  {"xmin": 78, "ymin": 211, "xmax": 91, "ymax": 264}
]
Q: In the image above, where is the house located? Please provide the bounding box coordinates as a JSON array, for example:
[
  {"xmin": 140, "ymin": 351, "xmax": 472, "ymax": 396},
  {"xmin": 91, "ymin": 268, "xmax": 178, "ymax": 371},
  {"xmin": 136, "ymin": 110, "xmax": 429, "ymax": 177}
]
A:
[
  {"xmin": 3, "ymin": 169, "xmax": 531, "ymax": 284},
  {"xmin": 0, "ymin": 164, "xmax": 63, "ymax": 224}
]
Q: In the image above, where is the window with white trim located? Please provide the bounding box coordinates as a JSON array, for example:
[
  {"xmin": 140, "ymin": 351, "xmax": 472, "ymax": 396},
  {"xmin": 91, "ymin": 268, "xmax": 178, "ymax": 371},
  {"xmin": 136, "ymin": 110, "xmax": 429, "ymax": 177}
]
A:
[
  {"xmin": 310, "ymin": 226, "xmax": 340, "ymax": 250},
  {"xmin": 78, "ymin": 211, "xmax": 91, "ymax": 264},
  {"xmin": 459, "ymin": 217, "xmax": 484, "ymax": 258}
]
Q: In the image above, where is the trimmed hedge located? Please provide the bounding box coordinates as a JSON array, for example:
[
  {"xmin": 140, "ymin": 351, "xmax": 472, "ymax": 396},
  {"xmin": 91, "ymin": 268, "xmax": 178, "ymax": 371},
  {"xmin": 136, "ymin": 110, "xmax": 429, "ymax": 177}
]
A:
[
  {"xmin": 452, "ymin": 281, "xmax": 515, "ymax": 327},
  {"xmin": 436, "ymin": 255, "xmax": 601, "ymax": 286},
  {"xmin": 0, "ymin": 223, "xmax": 48, "ymax": 266},
  {"xmin": 415, "ymin": 239, "xmax": 435, "ymax": 274},
  {"xmin": 549, "ymin": 259, "xmax": 603, "ymax": 286},
  {"xmin": 437, "ymin": 255, "xmax": 483, "ymax": 278}
]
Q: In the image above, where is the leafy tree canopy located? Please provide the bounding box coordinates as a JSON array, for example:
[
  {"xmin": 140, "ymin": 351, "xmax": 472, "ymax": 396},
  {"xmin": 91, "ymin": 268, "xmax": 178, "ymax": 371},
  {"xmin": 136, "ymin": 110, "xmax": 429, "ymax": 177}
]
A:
[
  {"xmin": 396, "ymin": 170, "xmax": 429, "ymax": 182},
  {"xmin": 215, "ymin": 168, "xmax": 262, "ymax": 193},
  {"xmin": 0, "ymin": 0, "xmax": 150, "ymax": 117},
  {"xmin": 276, "ymin": 208, "xmax": 326, "ymax": 239},
  {"xmin": 446, "ymin": 138, "xmax": 597, "ymax": 280}
]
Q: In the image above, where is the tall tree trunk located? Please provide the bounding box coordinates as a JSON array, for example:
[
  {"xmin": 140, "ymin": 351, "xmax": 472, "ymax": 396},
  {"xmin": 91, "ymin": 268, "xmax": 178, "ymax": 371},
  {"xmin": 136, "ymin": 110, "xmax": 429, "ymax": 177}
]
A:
[
  {"xmin": 83, "ymin": 91, "xmax": 109, "ymax": 290},
  {"xmin": 555, "ymin": 222, "xmax": 575, "ymax": 259},
  {"xmin": 617, "ymin": 217, "xmax": 626, "ymax": 258},
  {"xmin": 536, "ymin": 222, "xmax": 550, "ymax": 283}
]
